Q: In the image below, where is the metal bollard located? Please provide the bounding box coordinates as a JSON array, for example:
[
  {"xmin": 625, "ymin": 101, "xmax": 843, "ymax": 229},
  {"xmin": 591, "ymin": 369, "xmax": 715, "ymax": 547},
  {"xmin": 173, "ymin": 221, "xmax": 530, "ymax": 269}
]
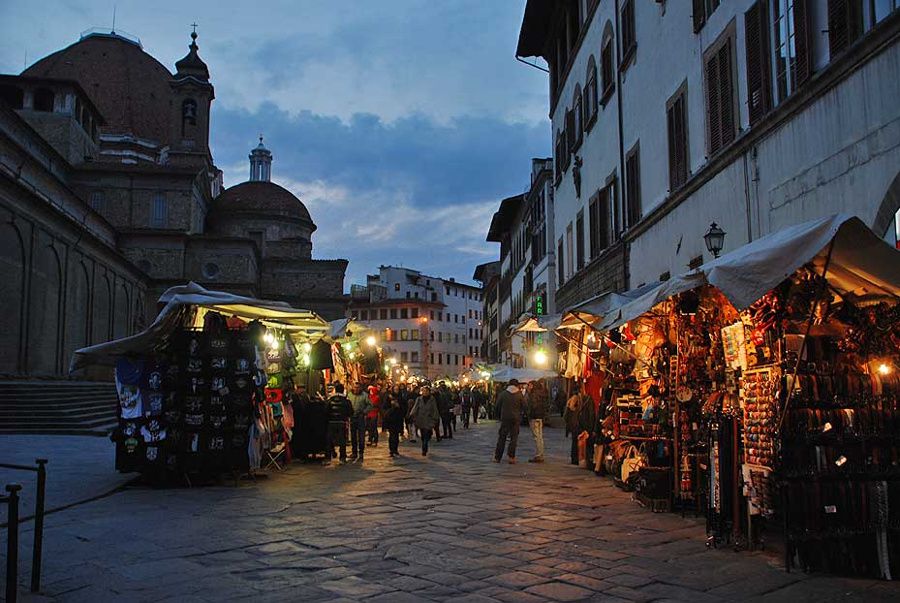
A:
[
  {"xmin": 31, "ymin": 459, "xmax": 47, "ymax": 593},
  {"xmin": 6, "ymin": 483, "xmax": 22, "ymax": 603}
]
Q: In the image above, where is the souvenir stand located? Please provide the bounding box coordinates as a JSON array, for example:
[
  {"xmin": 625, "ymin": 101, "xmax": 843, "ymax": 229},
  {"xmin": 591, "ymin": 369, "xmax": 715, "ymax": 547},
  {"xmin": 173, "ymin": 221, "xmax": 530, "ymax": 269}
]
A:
[
  {"xmin": 71, "ymin": 283, "xmax": 330, "ymax": 482},
  {"xmin": 568, "ymin": 215, "xmax": 900, "ymax": 578}
]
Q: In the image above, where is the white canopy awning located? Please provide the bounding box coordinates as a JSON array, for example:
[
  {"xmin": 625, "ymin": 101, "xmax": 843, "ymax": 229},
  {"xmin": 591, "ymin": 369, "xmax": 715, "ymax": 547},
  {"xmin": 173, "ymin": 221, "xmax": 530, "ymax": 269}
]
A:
[
  {"xmin": 71, "ymin": 283, "xmax": 329, "ymax": 371},
  {"xmin": 511, "ymin": 313, "xmax": 563, "ymax": 333},
  {"xmin": 598, "ymin": 214, "xmax": 900, "ymax": 331},
  {"xmin": 489, "ymin": 366, "xmax": 558, "ymax": 383},
  {"xmin": 559, "ymin": 281, "xmax": 662, "ymax": 328}
]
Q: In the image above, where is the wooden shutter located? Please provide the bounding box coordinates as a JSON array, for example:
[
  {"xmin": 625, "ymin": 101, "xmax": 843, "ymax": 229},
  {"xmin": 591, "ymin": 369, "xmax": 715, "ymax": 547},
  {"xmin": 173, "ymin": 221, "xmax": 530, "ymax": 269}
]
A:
[
  {"xmin": 599, "ymin": 187, "xmax": 610, "ymax": 249},
  {"xmin": 693, "ymin": 0, "xmax": 706, "ymax": 33},
  {"xmin": 589, "ymin": 193, "xmax": 599, "ymax": 257},
  {"xmin": 794, "ymin": 0, "xmax": 812, "ymax": 86},
  {"xmin": 706, "ymin": 52, "xmax": 722, "ymax": 154},
  {"xmin": 718, "ymin": 41, "xmax": 735, "ymax": 148},
  {"xmin": 745, "ymin": 1, "xmax": 772, "ymax": 126},
  {"xmin": 668, "ymin": 94, "xmax": 688, "ymax": 190},
  {"xmin": 667, "ymin": 104, "xmax": 677, "ymax": 190},
  {"xmin": 625, "ymin": 150, "xmax": 640, "ymax": 228},
  {"xmin": 828, "ymin": 0, "xmax": 863, "ymax": 56},
  {"xmin": 576, "ymin": 211, "xmax": 585, "ymax": 269},
  {"xmin": 566, "ymin": 108, "xmax": 576, "ymax": 152}
]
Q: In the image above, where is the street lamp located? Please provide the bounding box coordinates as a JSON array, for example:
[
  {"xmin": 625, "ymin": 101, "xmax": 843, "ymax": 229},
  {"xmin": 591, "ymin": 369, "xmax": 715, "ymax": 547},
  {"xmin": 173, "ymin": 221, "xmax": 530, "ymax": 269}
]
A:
[
  {"xmin": 704, "ymin": 222, "xmax": 726, "ymax": 258},
  {"xmin": 365, "ymin": 335, "xmax": 377, "ymax": 347}
]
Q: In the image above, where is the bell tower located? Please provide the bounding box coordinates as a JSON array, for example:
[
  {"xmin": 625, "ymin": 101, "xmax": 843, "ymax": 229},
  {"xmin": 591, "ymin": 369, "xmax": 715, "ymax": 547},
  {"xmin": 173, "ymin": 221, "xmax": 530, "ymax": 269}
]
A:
[{"xmin": 169, "ymin": 26, "xmax": 214, "ymax": 162}]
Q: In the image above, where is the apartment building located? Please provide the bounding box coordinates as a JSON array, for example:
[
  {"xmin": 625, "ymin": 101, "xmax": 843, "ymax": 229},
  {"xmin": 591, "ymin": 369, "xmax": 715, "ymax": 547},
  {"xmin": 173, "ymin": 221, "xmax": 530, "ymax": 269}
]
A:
[
  {"xmin": 517, "ymin": 0, "xmax": 900, "ymax": 309},
  {"xmin": 348, "ymin": 266, "xmax": 484, "ymax": 379}
]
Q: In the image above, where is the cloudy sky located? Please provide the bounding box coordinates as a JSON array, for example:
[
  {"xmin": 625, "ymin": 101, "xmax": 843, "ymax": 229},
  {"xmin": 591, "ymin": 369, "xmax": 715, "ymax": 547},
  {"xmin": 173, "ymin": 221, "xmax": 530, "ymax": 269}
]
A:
[{"xmin": 0, "ymin": 0, "xmax": 551, "ymax": 288}]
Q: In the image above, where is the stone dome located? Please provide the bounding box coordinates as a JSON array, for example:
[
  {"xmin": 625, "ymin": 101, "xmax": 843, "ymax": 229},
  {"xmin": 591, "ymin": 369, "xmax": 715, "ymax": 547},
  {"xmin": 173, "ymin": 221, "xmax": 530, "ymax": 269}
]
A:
[
  {"xmin": 22, "ymin": 32, "xmax": 174, "ymax": 144},
  {"xmin": 210, "ymin": 181, "xmax": 316, "ymax": 229}
]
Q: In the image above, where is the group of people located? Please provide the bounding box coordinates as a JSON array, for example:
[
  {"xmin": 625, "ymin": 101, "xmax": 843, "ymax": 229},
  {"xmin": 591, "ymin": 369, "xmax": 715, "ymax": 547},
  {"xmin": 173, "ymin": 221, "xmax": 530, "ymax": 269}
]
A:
[
  {"xmin": 320, "ymin": 381, "xmax": 491, "ymax": 463},
  {"xmin": 491, "ymin": 378, "xmax": 550, "ymax": 464}
]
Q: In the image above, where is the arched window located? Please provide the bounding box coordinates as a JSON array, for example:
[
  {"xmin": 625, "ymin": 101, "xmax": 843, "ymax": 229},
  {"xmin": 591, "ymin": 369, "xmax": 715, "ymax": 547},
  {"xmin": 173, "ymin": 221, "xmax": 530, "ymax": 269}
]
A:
[
  {"xmin": 601, "ymin": 23, "xmax": 615, "ymax": 102},
  {"xmin": 585, "ymin": 56, "xmax": 598, "ymax": 128},
  {"xmin": 573, "ymin": 83, "xmax": 583, "ymax": 149},
  {"xmin": 33, "ymin": 88, "xmax": 55, "ymax": 112},
  {"xmin": 181, "ymin": 98, "xmax": 197, "ymax": 136},
  {"xmin": 0, "ymin": 85, "xmax": 24, "ymax": 109}
]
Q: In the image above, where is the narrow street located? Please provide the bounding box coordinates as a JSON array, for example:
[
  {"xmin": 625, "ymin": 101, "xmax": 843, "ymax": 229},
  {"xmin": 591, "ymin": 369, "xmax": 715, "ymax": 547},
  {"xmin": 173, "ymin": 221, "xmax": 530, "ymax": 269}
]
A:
[{"xmin": 9, "ymin": 421, "xmax": 899, "ymax": 602}]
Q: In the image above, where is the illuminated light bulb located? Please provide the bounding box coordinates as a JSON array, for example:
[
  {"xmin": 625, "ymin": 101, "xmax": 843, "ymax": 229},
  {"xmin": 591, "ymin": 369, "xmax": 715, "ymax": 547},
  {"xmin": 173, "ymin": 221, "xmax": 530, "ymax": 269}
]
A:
[
  {"xmin": 342, "ymin": 342, "xmax": 352, "ymax": 351},
  {"xmin": 348, "ymin": 351, "xmax": 356, "ymax": 360},
  {"xmin": 533, "ymin": 349, "xmax": 548, "ymax": 366},
  {"xmin": 263, "ymin": 332, "xmax": 273, "ymax": 343},
  {"xmin": 270, "ymin": 339, "xmax": 280, "ymax": 350},
  {"xmin": 302, "ymin": 342, "xmax": 312, "ymax": 352},
  {"xmin": 390, "ymin": 358, "xmax": 398, "ymax": 365},
  {"xmin": 878, "ymin": 363, "xmax": 892, "ymax": 375},
  {"xmin": 365, "ymin": 335, "xmax": 377, "ymax": 347}
]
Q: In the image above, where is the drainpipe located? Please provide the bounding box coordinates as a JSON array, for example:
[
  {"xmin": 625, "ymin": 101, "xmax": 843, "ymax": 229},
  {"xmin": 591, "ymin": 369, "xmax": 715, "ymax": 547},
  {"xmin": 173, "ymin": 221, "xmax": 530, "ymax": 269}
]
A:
[{"xmin": 614, "ymin": 0, "xmax": 628, "ymax": 289}]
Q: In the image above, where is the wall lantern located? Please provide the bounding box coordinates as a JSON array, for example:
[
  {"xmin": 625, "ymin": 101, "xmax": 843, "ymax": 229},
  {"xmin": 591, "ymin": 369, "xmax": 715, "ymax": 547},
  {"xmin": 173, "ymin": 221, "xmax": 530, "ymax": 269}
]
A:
[{"xmin": 704, "ymin": 222, "xmax": 726, "ymax": 258}]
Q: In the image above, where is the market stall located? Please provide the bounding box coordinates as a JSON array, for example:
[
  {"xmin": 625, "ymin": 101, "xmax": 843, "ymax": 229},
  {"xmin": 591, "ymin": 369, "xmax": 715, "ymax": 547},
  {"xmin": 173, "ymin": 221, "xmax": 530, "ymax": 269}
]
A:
[
  {"xmin": 554, "ymin": 215, "xmax": 900, "ymax": 578},
  {"xmin": 72, "ymin": 283, "xmax": 332, "ymax": 479}
]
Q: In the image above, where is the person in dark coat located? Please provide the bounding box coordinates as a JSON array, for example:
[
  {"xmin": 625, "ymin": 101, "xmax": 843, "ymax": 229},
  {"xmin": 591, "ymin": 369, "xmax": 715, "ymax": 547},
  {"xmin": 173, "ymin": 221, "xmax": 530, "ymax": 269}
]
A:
[
  {"xmin": 324, "ymin": 383, "xmax": 353, "ymax": 464},
  {"xmin": 437, "ymin": 384, "xmax": 454, "ymax": 441},
  {"xmin": 409, "ymin": 385, "xmax": 441, "ymax": 456},
  {"xmin": 384, "ymin": 389, "xmax": 405, "ymax": 457},
  {"xmin": 493, "ymin": 379, "xmax": 526, "ymax": 464},
  {"xmin": 461, "ymin": 386, "xmax": 472, "ymax": 429}
]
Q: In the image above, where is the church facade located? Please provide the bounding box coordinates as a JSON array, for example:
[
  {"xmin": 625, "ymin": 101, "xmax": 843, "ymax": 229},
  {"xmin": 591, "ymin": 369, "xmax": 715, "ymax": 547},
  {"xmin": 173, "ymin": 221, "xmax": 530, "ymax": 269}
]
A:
[{"xmin": 0, "ymin": 29, "xmax": 348, "ymax": 378}]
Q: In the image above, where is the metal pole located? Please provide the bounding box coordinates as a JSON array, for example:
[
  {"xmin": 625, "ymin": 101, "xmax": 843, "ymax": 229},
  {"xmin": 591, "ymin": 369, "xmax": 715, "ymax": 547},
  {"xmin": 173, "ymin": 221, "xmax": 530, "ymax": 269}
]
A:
[
  {"xmin": 31, "ymin": 459, "xmax": 47, "ymax": 593},
  {"xmin": 6, "ymin": 483, "xmax": 22, "ymax": 603}
]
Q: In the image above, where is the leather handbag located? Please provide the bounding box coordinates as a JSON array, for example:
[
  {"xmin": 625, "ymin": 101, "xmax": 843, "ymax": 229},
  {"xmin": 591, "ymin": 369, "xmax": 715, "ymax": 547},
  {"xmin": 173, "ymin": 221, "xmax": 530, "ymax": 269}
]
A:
[{"xmin": 620, "ymin": 444, "xmax": 644, "ymax": 482}]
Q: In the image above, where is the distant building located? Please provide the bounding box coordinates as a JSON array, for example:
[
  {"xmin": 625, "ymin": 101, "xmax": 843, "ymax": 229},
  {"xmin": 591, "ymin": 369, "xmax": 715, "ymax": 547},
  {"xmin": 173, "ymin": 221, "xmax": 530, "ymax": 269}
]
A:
[
  {"xmin": 0, "ymin": 28, "xmax": 348, "ymax": 377},
  {"xmin": 473, "ymin": 261, "xmax": 501, "ymax": 363},
  {"xmin": 348, "ymin": 266, "xmax": 484, "ymax": 379},
  {"xmin": 516, "ymin": 0, "xmax": 900, "ymax": 310},
  {"xmin": 483, "ymin": 158, "xmax": 557, "ymax": 368}
]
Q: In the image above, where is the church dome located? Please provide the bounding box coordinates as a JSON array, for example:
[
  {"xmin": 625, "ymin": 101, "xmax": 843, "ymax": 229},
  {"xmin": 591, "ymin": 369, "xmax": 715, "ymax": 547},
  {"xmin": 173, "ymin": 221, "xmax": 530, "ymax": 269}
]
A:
[
  {"xmin": 210, "ymin": 181, "xmax": 316, "ymax": 228},
  {"xmin": 22, "ymin": 32, "xmax": 174, "ymax": 144}
]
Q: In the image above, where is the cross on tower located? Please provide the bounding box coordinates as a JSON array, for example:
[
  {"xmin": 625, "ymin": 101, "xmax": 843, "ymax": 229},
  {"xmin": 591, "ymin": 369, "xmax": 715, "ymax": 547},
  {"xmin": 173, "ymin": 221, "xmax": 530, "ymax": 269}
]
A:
[{"xmin": 191, "ymin": 22, "xmax": 198, "ymax": 34}]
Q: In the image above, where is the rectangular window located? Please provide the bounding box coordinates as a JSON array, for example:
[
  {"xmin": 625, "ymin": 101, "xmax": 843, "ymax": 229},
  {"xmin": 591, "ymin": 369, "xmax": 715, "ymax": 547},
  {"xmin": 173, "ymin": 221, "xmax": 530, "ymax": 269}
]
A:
[
  {"xmin": 621, "ymin": 0, "xmax": 637, "ymax": 61},
  {"xmin": 390, "ymin": 309, "xmax": 398, "ymax": 319},
  {"xmin": 438, "ymin": 354, "xmax": 443, "ymax": 365},
  {"xmin": 411, "ymin": 308, "xmax": 419, "ymax": 318},
  {"xmin": 693, "ymin": 0, "xmax": 722, "ymax": 33},
  {"xmin": 411, "ymin": 351, "xmax": 419, "ymax": 363},
  {"xmin": 430, "ymin": 331, "xmax": 434, "ymax": 341},
  {"xmin": 454, "ymin": 314, "xmax": 458, "ymax": 324},
  {"xmin": 455, "ymin": 334, "xmax": 459, "ymax": 344},
  {"xmin": 361, "ymin": 310, "xmax": 369, "ymax": 321},
  {"xmin": 430, "ymin": 353, "xmax": 434, "ymax": 364},
  {"xmin": 828, "ymin": 0, "xmax": 864, "ymax": 56},
  {"xmin": 624, "ymin": 144, "xmax": 641, "ymax": 229},
  {"xmin": 429, "ymin": 310, "xmax": 434, "ymax": 320},
  {"xmin": 589, "ymin": 187, "xmax": 612, "ymax": 256},
  {"xmin": 400, "ymin": 330, "xmax": 409, "ymax": 341},
  {"xmin": 667, "ymin": 87, "xmax": 689, "ymax": 191},
  {"xmin": 565, "ymin": 108, "xmax": 576, "ymax": 157},
  {"xmin": 379, "ymin": 309, "xmax": 387, "ymax": 320},
  {"xmin": 151, "ymin": 193, "xmax": 167, "ymax": 228},
  {"xmin": 558, "ymin": 238, "xmax": 565, "ymax": 284},
  {"xmin": 438, "ymin": 332, "xmax": 443, "ymax": 342},
  {"xmin": 438, "ymin": 312, "xmax": 443, "ymax": 322},
  {"xmin": 394, "ymin": 283, "xmax": 401, "ymax": 291},
  {"xmin": 411, "ymin": 329, "xmax": 420, "ymax": 340},
  {"xmin": 705, "ymin": 36, "xmax": 736, "ymax": 156},
  {"xmin": 576, "ymin": 210, "xmax": 585, "ymax": 270},
  {"xmin": 406, "ymin": 291, "xmax": 411, "ymax": 299},
  {"xmin": 385, "ymin": 329, "xmax": 393, "ymax": 341},
  {"xmin": 400, "ymin": 308, "xmax": 408, "ymax": 319},
  {"xmin": 746, "ymin": 1, "xmax": 773, "ymax": 125},
  {"xmin": 566, "ymin": 223, "xmax": 574, "ymax": 280},
  {"xmin": 601, "ymin": 39, "xmax": 614, "ymax": 100},
  {"xmin": 401, "ymin": 352, "xmax": 408, "ymax": 362}
]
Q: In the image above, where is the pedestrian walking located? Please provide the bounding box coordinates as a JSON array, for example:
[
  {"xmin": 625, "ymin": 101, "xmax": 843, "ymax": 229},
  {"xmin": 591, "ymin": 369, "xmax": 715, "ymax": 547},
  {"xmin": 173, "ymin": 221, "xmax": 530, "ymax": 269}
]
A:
[
  {"xmin": 461, "ymin": 387, "xmax": 472, "ymax": 429},
  {"xmin": 471, "ymin": 385, "xmax": 483, "ymax": 423},
  {"xmin": 324, "ymin": 383, "xmax": 353, "ymax": 464},
  {"xmin": 347, "ymin": 382, "xmax": 372, "ymax": 461},
  {"xmin": 437, "ymin": 384, "xmax": 454, "ymax": 440},
  {"xmin": 384, "ymin": 389, "xmax": 405, "ymax": 457},
  {"xmin": 527, "ymin": 379, "xmax": 549, "ymax": 463},
  {"xmin": 366, "ymin": 384, "xmax": 381, "ymax": 446},
  {"xmin": 493, "ymin": 379, "xmax": 526, "ymax": 464},
  {"xmin": 451, "ymin": 386, "xmax": 462, "ymax": 432},
  {"xmin": 409, "ymin": 385, "xmax": 441, "ymax": 456},
  {"xmin": 400, "ymin": 383, "xmax": 416, "ymax": 442}
]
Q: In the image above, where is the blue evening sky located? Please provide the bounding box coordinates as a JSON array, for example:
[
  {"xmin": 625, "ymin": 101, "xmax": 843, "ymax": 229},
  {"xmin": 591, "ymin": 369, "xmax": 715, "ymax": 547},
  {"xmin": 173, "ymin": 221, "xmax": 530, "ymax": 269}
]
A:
[{"xmin": 0, "ymin": 0, "xmax": 551, "ymax": 289}]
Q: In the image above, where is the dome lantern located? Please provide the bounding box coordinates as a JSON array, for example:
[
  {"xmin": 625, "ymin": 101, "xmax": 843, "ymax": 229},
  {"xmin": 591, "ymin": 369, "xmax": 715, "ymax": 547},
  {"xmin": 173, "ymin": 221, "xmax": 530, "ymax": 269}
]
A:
[{"xmin": 249, "ymin": 135, "xmax": 273, "ymax": 182}]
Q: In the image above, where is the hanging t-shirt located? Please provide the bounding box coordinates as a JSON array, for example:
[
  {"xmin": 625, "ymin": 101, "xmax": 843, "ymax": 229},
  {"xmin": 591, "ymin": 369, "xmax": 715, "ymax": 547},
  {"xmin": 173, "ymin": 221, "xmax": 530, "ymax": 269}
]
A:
[{"xmin": 115, "ymin": 357, "xmax": 144, "ymax": 420}]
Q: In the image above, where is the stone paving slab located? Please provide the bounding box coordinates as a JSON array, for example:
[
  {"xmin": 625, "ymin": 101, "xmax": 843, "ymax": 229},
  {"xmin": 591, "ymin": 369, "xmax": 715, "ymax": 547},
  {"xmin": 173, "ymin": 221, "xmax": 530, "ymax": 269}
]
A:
[{"xmin": 3, "ymin": 420, "xmax": 900, "ymax": 601}]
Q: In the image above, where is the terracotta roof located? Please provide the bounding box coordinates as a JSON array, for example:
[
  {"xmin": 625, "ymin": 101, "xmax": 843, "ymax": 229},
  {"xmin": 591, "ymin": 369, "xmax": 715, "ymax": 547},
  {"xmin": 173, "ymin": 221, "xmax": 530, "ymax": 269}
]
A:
[
  {"xmin": 210, "ymin": 181, "xmax": 316, "ymax": 228},
  {"xmin": 22, "ymin": 33, "xmax": 173, "ymax": 144}
]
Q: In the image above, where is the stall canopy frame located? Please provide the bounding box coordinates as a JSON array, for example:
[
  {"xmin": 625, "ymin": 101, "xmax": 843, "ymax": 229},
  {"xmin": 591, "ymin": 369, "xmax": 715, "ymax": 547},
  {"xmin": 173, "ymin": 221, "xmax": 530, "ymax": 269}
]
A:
[
  {"xmin": 71, "ymin": 282, "xmax": 330, "ymax": 371},
  {"xmin": 595, "ymin": 214, "xmax": 900, "ymax": 331}
]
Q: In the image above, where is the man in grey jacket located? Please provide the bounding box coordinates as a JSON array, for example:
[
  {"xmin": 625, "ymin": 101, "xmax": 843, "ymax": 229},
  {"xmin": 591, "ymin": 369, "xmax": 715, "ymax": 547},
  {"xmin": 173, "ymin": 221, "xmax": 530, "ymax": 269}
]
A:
[{"xmin": 493, "ymin": 379, "xmax": 526, "ymax": 464}]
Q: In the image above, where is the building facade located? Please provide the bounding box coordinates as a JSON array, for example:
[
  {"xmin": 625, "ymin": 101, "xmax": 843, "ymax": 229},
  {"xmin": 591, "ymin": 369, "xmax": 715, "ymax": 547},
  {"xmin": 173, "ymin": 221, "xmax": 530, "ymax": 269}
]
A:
[
  {"xmin": 517, "ymin": 0, "xmax": 900, "ymax": 310},
  {"xmin": 484, "ymin": 158, "xmax": 558, "ymax": 368},
  {"xmin": 474, "ymin": 261, "xmax": 501, "ymax": 363},
  {"xmin": 0, "ymin": 29, "xmax": 348, "ymax": 378},
  {"xmin": 348, "ymin": 266, "xmax": 484, "ymax": 379}
]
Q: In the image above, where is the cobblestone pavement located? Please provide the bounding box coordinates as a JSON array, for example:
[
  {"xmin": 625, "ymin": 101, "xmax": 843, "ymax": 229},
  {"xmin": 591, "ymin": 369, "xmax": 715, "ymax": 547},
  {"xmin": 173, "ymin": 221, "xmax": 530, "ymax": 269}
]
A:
[{"xmin": 6, "ymin": 420, "xmax": 900, "ymax": 602}]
